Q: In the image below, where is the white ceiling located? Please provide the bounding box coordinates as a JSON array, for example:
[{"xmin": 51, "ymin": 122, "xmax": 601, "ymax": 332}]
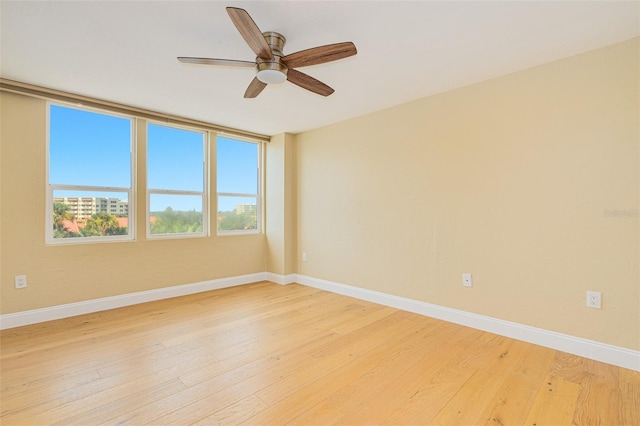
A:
[{"xmin": 1, "ymin": 1, "xmax": 638, "ymax": 136}]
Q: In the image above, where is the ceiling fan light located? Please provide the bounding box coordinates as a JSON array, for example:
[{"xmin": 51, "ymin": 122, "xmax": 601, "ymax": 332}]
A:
[{"xmin": 257, "ymin": 69, "xmax": 287, "ymax": 84}]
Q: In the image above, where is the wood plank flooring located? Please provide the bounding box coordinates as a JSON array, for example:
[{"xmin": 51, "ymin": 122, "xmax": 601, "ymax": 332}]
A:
[{"xmin": 1, "ymin": 281, "xmax": 638, "ymax": 425}]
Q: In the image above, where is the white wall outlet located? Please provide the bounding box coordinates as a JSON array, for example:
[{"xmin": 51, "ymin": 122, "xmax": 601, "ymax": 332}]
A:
[
  {"xmin": 15, "ymin": 275, "xmax": 27, "ymax": 289},
  {"xmin": 586, "ymin": 291, "xmax": 602, "ymax": 309},
  {"xmin": 302, "ymin": 252, "xmax": 308, "ymax": 262},
  {"xmin": 462, "ymin": 273, "xmax": 472, "ymax": 287}
]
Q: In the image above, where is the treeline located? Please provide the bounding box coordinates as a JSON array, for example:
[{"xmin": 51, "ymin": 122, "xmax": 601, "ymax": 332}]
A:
[
  {"xmin": 150, "ymin": 208, "xmax": 256, "ymax": 233},
  {"xmin": 150, "ymin": 208, "xmax": 202, "ymax": 234},
  {"xmin": 54, "ymin": 202, "xmax": 257, "ymax": 237},
  {"xmin": 218, "ymin": 210, "xmax": 257, "ymax": 231}
]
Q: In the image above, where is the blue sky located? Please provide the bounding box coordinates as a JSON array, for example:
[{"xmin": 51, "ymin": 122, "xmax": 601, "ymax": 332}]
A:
[{"xmin": 50, "ymin": 104, "xmax": 258, "ymax": 213}]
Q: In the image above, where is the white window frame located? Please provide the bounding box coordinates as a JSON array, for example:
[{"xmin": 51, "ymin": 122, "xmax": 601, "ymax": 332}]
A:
[
  {"xmin": 216, "ymin": 135, "xmax": 262, "ymax": 236},
  {"xmin": 45, "ymin": 102, "xmax": 136, "ymax": 245},
  {"xmin": 146, "ymin": 122, "xmax": 209, "ymax": 240}
]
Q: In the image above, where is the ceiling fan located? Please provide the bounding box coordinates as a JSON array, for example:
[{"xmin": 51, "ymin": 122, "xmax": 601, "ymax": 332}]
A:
[{"xmin": 178, "ymin": 7, "xmax": 357, "ymax": 98}]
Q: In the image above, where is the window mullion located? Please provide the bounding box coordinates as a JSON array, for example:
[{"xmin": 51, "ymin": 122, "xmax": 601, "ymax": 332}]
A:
[
  {"xmin": 51, "ymin": 184, "xmax": 132, "ymax": 193},
  {"xmin": 217, "ymin": 192, "xmax": 258, "ymax": 198},
  {"xmin": 149, "ymin": 189, "xmax": 204, "ymax": 196}
]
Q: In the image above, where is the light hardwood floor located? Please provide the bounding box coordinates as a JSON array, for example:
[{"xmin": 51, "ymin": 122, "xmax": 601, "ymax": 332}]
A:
[{"xmin": 1, "ymin": 281, "xmax": 638, "ymax": 425}]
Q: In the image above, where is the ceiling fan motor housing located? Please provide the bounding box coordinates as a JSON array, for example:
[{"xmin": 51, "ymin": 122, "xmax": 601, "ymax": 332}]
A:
[{"xmin": 256, "ymin": 32, "xmax": 288, "ymax": 84}]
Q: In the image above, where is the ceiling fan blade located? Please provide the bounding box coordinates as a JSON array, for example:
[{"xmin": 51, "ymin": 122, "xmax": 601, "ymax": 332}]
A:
[
  {"xmin": 282, "ymin": 42, "xmax": 357, "ymax": 68},
  {"xmin": 226, "ymin": 7, "xmax": 273, "ymax": 60},
  {"xmin": 177, "ymin": 57, "xmax": 255, "ymax": 67},
  {"xmin": 287, "ymin": 68, "xmax": 334, "ymax": 97},
  {"xmin": 244, "ymin": 77, "xmax": 267, "ymax": 98}
]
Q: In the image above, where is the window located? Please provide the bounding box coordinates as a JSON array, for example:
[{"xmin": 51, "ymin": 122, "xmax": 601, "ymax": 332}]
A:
[
  {"xmin": 147, "ymin": 123, "xmax": 208, "ymax": 238},
  {"xmin": 216, "ymin": 136, "xmax": 260, "ymax": 233},
  {"xmin": 47, "ymin": 103, "xmax": 134, "ymax": 243},
  {"xmin": 47, "ymin": 102, "xmax": 258, "ymax": 243}
]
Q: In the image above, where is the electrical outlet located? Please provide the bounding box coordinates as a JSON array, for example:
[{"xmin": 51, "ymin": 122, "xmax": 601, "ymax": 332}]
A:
[
  {"xmin": 15, "ymin": 275, "xmax": 27, "ymax": 289},
  {"xmin": 586, "ymin": 291, "xmax": 602, "ymax": 309},
  {"xmin": 302, "ymin": 252, "xmax": 308, "ymax": 262},
  {"xmin": 462, "ymin": 273, "xmax": 472, "ymax": 287}
]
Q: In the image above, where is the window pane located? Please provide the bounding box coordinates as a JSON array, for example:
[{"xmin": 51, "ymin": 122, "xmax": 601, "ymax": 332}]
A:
[
  {"xmin": 216, "ymin": 137, "xmax": 258, "ymax": 194},
  {"xmin": 52, "ymin": 190, "xmax": 129, "ymax": 239},
  {"xmin": 49, "ymin": 105, "xmax": 131, "ymax": 187},
  {"xmin": 147, "ymin": 124, "xmax": 204, "ymax": 191},
  {"xmin": 149, "ymin": 194, "xmax": 203, "ymax": 235},
  {"xmin": 217, "ymin": 196, "xmax": 258, "ymax": 232}
]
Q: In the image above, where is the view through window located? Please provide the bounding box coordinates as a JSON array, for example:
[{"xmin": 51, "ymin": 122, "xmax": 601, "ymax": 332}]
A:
[
  {"xmin": 217, "ymin": 137, "xmax": 260, "ymax": 233},
  {"xmin": 48, "ymin": 104, "xmax": 133, "ymax": 243},
  {"xmin": 48, "ymin": 103, "xmax": 262, "ymax": 243},
  {"xmin": 147, "ymin": 123, "xmax": 207, "ymax": 237}
]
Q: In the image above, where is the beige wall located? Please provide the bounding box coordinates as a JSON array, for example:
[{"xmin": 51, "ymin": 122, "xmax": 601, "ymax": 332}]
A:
[
  {"xmin": 295, "ymin": 38, "xmax": 639, "ymax": 350},
  {"xmin": 0, "ymin": 92, "xmax": 266, "ymax": 314},
  {"xmin": 265, "ymin": 133, "xmax": 296, "ymax": 276}
]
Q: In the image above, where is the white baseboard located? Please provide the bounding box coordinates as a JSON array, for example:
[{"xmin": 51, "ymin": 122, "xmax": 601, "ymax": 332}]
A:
[
  {"xmin": 265, "ymin": 272, "xmax": 297, "ymax": 285},
  {"xmin": 296, "ymin": 274, "xmax": 640, "ymax": 372},
  {"xmin": 0, "ymin": 272, "xmax": 267, "ymax": 330},
  {"xmin": 2, "ymin": 271, "xmax": 638, "ymax": 372}
]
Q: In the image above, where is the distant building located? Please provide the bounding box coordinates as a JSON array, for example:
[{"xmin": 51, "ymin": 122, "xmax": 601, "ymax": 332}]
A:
[
  {"xmin": 54, "ymin": 197, "xmax": 128, "ymax": 219},
  {"xmin": 98, "ymin": 198, "xmax": 129, "ymax": 216},
  {"xmin": 54, "ymin": 197, "xmax": 96, "ymax": 220},
  {"xmin": 235, "ymin": 203, "xmax": 257, "ymax": 214}
]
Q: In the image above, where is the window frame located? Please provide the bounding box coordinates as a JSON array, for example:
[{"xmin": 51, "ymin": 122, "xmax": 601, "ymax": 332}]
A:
[
  {"xmin": 146, "ymin": 121, "xmax": 209, "ymax": 240},
  {"xmin": 45, "ymin": 101, "xmax": 136, "ymax": 245},
  {"xmin": 216, "ymin": 135, "xmax": 263, "ymax": 236}
]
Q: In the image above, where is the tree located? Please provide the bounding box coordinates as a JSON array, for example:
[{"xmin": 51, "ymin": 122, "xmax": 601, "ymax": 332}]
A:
[
  {"xmin": 52, "ymin": 201, "xmax": 80, "ymax": 238},
  {"xmin": 150, "ymin": 207, "xmax": 203, "ymax": 234},
  {"xmin": 81, "ymin": 212, "xmax": 127, "ymax": 237},
  {"xmin": 217, "ymin": 210, "xmax": 257, "ymax": 231}
]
